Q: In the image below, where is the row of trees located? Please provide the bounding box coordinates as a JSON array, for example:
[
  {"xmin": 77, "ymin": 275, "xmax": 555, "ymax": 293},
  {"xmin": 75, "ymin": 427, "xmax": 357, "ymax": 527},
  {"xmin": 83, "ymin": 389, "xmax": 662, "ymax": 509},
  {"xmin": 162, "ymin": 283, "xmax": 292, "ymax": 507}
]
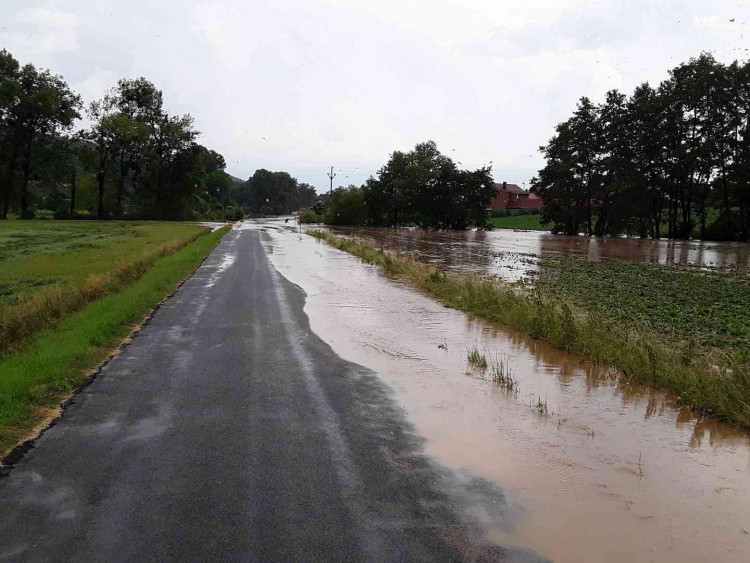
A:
[
  {"xmin": 0, "ymin": 48, "xmax": 242, "ymax": 220},
  {"xmin": 321, "ymin": 141, "xmax": 495, "ymax": 228},
  {"xmin": 233, "ymin": 169, "xmax": 317, "ymax": 215},
  {"xmin": 535, "ymin": 53, "xmax": 750, "ymax": 240}
]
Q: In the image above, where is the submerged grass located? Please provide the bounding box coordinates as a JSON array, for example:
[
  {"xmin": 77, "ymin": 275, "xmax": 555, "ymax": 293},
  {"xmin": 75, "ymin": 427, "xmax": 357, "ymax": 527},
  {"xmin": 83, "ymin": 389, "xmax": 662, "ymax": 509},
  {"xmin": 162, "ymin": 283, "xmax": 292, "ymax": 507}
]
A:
[
  {"xmin": 0, "ymin": 226, "xmax": 229, "ymax": 460},
  {"xmin": 531, "ymin": 395, "xmax": 549, "ymax": 416},
  {"xmin": 466, "ymin": 345, "xmax": 488, "ymax": 370},
  {"xmin": 489, "ymin": 353, "xmax": 519, "ymax": 394},
  {"xmin": 307, "ymin": 229, "xmax": 750, "ymax": 429}
]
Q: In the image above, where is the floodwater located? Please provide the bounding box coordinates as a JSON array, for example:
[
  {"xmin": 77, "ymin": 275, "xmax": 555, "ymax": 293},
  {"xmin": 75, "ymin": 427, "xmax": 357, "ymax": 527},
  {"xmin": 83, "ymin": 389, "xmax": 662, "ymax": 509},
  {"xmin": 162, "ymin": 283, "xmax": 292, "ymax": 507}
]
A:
[
  {"xmin": 323, "ymin": 225, "xmax": 750, "ymax": 281},
  {"xmin": 252, "ymin": 219, "xmax": 750, "ymax": 562}
]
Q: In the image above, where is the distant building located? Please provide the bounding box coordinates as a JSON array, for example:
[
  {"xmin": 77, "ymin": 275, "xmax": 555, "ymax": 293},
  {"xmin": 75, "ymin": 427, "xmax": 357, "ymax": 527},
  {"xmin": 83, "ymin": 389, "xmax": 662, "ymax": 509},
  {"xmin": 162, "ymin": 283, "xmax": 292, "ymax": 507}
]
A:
[{"xmin": 488, "ymin": 181, "xmax": 543, "ymax": 210}]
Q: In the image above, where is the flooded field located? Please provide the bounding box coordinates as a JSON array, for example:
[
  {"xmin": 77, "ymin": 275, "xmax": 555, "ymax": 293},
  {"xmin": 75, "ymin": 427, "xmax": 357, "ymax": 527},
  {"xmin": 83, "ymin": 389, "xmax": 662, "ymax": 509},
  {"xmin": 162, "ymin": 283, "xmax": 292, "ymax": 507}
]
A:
[
  {"xmin": 255, "ymin": 218, "xmax": 750, "ymax": 562},
  {"xmin": 323, "ymin": 225, "xmax": 750, "ymax": 281}
]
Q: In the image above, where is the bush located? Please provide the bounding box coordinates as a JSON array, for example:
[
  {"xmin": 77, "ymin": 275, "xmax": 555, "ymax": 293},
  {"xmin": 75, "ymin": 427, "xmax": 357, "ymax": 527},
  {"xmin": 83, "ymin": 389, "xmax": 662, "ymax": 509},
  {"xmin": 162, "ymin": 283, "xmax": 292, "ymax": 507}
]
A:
[
  {"xmin": 224, "ymin": 207, "xmax": 244, "ymax": 221},
  {"xmin": 53, "ymin": 207, "xmax": 70, "ymax": 220},
  {"xmin": 300, "ymin": 208, "xmax": 323, "ymax": 223},
  {"xmin": 702, "ymin": 211, "xmax": 742, "ymax": 241},
  {"xmin": 323, "ymin": 186, "xmax": 366, "ymax": 225}
]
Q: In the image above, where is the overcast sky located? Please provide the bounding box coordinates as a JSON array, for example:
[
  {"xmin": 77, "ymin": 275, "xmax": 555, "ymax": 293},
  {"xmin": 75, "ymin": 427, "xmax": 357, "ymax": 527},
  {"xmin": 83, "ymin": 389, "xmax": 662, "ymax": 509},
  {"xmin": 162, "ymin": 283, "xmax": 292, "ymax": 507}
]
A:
[{"xmin": 1, "ymin": 1, "xmax": 748, "ymax": 191}]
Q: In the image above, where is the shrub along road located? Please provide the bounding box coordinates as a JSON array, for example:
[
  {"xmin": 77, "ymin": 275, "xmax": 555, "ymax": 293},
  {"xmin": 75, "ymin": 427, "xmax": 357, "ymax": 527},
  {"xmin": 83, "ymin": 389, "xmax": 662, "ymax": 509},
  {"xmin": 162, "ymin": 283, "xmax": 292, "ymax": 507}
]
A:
[{"xmin": 0, "ymin": 227, "xmax": 543, "ymax": 562}]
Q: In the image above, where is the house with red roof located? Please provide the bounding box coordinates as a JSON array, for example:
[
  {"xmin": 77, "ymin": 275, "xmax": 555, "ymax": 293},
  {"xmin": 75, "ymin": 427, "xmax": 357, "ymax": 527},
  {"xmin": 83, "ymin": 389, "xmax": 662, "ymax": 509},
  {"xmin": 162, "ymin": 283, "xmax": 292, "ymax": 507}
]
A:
[{"xmin": 488, "ymin": 181, "xmax": 543, "ymax": 211}]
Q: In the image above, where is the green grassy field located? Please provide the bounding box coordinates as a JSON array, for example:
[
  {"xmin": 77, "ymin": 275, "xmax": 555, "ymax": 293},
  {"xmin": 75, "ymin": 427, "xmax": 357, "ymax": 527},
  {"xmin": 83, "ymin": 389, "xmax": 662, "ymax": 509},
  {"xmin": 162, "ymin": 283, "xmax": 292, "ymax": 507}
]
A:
[
  {"xmin": 0, "ymin": 221, "xmax": 207, "ymax": 356},
  {"xmin": 308, "ymin": 229, "xmax": 750, "ymax": 428},
  {"xmin": 489, "ymin": 214, "xmax": 550, "ymax": 231},
  {"xmin": 0, "ymin": 221, "xmax": 204, "ymax": 303},
  {"xmin": 0, "ymin": 224, "xmax": 229, "ymax": 459}
]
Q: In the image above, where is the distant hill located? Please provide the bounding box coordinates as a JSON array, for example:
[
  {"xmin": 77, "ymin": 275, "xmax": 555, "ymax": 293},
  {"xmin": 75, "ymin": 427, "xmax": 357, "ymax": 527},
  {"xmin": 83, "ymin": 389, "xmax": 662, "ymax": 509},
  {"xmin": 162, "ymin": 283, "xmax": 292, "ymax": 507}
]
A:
[{"xmin": 228, "ymin": 174, "xmax": 245, "ymax": 184}]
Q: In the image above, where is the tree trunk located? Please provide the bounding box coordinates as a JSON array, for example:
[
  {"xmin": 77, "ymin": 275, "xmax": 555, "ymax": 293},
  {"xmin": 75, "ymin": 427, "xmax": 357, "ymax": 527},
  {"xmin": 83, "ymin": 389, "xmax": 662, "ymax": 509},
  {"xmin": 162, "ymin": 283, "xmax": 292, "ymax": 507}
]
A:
[
  {"xmin": 116, "ymin": 149, "xmax": 125, "ymax": 217},
  {"xmin": 97, "ymin": 170, "xmax": 106, "ymax": 219},
  {"xmin": 2, "ymin": 151, "xmax": 18, "ymax": 219},
  {"xmin": 1, "ymin": 187, "xmax": 9, "ymax": 219},
  {"xmin": 654, "ymin": 200, "xmax": 663, "ymax": 239},
  {"xmin": 21, "ymin": 145, "xmax": 32, "ymax": 219},
  {"xmin": 720, "ymin": 158, "xmax": 734, "ymax": 239},
  {"xmin": 699, "ymin": 198, "xmax": 707, "ymax": 239},
  {"xmin": 69, "ymin": 167, "xmax": 77, "ymax": 218}
]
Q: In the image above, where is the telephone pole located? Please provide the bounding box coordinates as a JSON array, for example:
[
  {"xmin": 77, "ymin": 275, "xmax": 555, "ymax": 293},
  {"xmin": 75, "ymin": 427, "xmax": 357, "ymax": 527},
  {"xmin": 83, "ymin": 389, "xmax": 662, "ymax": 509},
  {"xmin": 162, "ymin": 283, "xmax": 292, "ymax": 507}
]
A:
[{"xmin": 327, "ymin": 166, "xmax": 337, "ymax": 195}]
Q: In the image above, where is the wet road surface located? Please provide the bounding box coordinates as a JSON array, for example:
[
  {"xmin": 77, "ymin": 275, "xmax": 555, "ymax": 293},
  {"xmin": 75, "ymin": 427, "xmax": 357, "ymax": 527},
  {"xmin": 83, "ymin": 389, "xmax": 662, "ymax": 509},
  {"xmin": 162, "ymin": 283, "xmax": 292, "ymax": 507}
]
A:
[{"xmin": 0, "ymin": 228, "xmax": 544, "ymax": 562}]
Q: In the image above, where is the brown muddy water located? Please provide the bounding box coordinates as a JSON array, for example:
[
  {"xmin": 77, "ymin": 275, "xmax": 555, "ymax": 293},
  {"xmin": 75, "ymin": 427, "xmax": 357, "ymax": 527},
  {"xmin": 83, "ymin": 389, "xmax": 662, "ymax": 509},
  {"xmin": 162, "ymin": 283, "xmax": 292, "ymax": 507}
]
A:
[
  {"xmin": 323, "ymin": 225, "xmax": 750, "ymax": 281},
  {"xmin": 250, "ymin": 219, "xmax": 750, "ymax": 562}
]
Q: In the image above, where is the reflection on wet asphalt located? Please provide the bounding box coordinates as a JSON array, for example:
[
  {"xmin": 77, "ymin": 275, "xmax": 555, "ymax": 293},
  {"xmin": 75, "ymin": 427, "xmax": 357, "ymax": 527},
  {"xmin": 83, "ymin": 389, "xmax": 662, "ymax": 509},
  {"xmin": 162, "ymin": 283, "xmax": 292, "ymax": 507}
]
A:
[{"xmin": 259, "ymin": 218, "xmax": 750, "ymax": 563}]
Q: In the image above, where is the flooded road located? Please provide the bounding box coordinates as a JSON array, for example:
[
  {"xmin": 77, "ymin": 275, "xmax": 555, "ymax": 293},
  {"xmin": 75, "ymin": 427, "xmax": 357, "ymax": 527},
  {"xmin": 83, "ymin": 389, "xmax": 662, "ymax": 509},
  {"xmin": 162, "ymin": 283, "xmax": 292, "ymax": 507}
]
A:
[
  {"xmin": 323, "ymin": 225, "xmax": 750, "ymax": 281},
  {"xmin": 256, "ymin": 218, "xmax": 750, "ymax": 562}
]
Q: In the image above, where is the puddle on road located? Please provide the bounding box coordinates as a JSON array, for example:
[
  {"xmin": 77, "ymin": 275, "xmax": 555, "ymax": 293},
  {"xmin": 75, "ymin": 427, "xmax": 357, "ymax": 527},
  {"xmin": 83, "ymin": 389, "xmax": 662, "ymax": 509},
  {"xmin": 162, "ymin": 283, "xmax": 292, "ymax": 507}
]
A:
[{"xmin": 248, "ymin": 219, "xmax": 750, "ymax": 562}]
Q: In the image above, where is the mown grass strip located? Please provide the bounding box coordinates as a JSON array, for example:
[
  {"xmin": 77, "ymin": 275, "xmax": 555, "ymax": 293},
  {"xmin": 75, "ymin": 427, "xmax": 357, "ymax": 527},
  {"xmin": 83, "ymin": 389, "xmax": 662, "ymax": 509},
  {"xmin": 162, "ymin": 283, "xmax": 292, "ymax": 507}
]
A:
[
  {"xmin": 0, "ymin": 226, "xmax": 230, "ymax": 460},
  {"xmin": 307, "ymin": 229, "xmax": 750, "ymax": 429}
]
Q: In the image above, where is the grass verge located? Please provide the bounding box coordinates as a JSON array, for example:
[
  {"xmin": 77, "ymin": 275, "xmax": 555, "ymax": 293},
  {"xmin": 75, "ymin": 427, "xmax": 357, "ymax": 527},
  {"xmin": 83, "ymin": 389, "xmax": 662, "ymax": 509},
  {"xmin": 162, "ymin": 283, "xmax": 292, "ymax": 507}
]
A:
[
  {"xmin": 0, "ymin": 226, "xmax": 230, "ymax": 461},
  {"xmin": 489, "ymin": 214, "xmax": 550, "ymax": 231},
  {"xmin": 307, "ymin": 229, "xmax": 750, "ymax": 429}
]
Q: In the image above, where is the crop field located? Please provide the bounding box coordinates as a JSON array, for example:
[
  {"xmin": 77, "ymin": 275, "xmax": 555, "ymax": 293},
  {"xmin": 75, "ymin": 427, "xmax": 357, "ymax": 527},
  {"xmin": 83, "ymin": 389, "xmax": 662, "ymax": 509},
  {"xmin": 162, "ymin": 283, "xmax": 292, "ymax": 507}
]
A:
[
  {"xmin": 0, "ymin": 221, "xmax": 207, "ymax": 356},
  {"xmin": 489, "ymin": 214, "xmax": 550, "ymax": 231},
  {"xmin": 529, "ymin": 257, "xmax": 750, "ymax": 360}
]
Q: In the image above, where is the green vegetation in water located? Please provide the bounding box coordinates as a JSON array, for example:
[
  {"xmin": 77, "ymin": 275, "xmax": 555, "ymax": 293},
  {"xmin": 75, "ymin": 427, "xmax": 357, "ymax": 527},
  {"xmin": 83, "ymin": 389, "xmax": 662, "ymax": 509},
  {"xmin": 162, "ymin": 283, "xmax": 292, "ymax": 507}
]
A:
[
  {"xmin": 531, "ymin": 395, "xmax": 549, "ymax": 416},
  {"xmin": 0, "ymin": 226, "xmax": 229, "ymax": 460},
  {"xmin": 489, "ymin": 214, "xmax": 550, "ymax": 231},
  {"xmin": 307, "ymin": 229, "xmax": 750, "ymax": 429},
  {"xmin": 489, "ymin": 354, "xmax": 519, "ymax": 393},
  {"xmin": 466, "ymin": 345, "xmax": 488, "ymax": 370}
]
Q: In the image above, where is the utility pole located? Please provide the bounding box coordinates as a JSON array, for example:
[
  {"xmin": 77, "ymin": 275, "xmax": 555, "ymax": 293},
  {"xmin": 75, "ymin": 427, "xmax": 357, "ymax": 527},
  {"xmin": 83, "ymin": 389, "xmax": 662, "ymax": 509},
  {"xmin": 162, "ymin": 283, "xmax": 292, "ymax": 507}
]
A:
[{"xmin": 327, "ymin": 166, "xmax": 337, "ymax": 195}]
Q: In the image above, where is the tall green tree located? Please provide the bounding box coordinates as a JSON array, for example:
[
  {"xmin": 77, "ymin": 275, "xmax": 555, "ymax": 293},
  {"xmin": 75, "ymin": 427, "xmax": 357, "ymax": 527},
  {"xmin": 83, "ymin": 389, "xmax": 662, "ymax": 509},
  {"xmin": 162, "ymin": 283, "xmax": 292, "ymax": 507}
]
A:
[
  {"xmin": 245, "ymin": 169, "xmax": 300, "ymax": 215},
  {"xmin": 1, "ymin": 56, "xmax": 80, "ymax": 218},
  {"xmin": 363, "ymin": 140, "xmax": 494, "ymax": 228},
  {"xmin": 0, "ymin": 49, "xmax": 21, "ymax": 219},
  {"xmin": 535, "ymin": 99, "xmax": 603, "ymax": 236},
  {"xmin": 536, "ymin": 52, "xmax": 750, "ymax": 241}
]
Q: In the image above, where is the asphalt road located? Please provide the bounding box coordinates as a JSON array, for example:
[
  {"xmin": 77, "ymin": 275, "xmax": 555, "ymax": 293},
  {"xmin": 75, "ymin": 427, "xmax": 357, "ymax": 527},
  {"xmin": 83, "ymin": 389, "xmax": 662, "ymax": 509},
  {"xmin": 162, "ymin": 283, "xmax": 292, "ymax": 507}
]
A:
[{"xmin": 0, "ymin": 227, "xmax": 545, "ymax": 562}]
